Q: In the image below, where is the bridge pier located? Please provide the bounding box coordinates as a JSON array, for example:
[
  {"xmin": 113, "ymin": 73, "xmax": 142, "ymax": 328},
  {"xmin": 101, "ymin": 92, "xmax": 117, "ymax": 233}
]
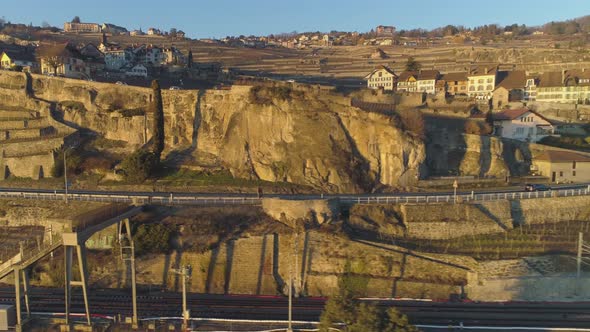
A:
[
  {"xmin": 13, "ymin": 267, "xmax": 31, "ymax": 332},
  {"xmin": 62, "ymin": 233, "xmax": 91, "ymax": 326}
]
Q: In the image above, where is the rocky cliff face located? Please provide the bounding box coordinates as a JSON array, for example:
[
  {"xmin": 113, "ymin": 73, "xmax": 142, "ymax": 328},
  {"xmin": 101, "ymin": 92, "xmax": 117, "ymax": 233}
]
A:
[
  {"xmin": 0, "ymin": 72, "xmax": 426, "ymax": 192},
  {"xmin": 196, "ymin": 86, "xmax": 425, "ymax": 192}
]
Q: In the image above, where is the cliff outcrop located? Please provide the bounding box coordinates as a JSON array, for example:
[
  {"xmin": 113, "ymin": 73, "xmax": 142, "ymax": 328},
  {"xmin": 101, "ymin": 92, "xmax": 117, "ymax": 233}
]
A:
[{"xmin": 0, "ymin": 72, "xmax": 426, "ymax": 192}]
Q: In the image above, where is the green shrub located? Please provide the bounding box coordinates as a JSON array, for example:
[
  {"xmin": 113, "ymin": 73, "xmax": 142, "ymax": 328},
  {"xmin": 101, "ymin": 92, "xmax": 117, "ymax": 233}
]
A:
[
  {"xmin": 52, "ymin": 149, "xmax": 82, "ymax": 177},
  {"xmin": 134, "ymin": 223, "xmax": 174, "ymax": 255},
  {"xmin": 119, "ymin": 149, "xmax": 158, "ymax": 183}
]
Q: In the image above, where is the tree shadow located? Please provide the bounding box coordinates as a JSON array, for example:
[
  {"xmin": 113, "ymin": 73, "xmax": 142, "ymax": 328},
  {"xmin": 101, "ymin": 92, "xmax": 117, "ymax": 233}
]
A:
[
  {"xmin": 205, "ymin": 246, "xmax": 220, "ymax": 293},
  {"xmin": 162, "ymin": 252, "xmax": 171, "ymax": 288},
  {"xmin": 391, "ymin": 253, "xmax": 408, "ymax": 298},
  {"xmin": 478, "ymin": 135, "xmax": 492, "ymax": 177},
  {"xmin": 423, "ymin": 115, "xmax": 468, "ymax": 176},
  {"xmin": 173, "ymin": 249, "xmax": 183, "ymax": 291},
  {"xmin": 256, "ymin": 234, "xmax": 268, "ymax": 295},
  {"xmin": 272, "ymin": 233, "xmax": 285, "ymax": 293},
  {"xmin": 224, "ymin": 240, "xmax": 234, "ymax": 294},
  {"xmin": 474, "ymin": 203, "xmax": 510, "ymax": 231}
]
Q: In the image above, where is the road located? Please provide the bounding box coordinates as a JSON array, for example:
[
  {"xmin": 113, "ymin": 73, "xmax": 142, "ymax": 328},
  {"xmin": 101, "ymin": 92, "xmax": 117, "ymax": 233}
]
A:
[
  {"xmin": 0, "ymin": 182, "xmax": 589, "ymax": 206},
  {"xmin": 1, "ymin": 287, "xmax": 590, "ymax": 329}
]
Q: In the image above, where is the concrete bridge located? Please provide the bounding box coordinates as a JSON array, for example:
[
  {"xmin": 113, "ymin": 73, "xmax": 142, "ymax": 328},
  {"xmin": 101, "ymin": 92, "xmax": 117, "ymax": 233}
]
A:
[{"xmin": 0, "ymin": 205, "xmax": 143, "ymax": 331}]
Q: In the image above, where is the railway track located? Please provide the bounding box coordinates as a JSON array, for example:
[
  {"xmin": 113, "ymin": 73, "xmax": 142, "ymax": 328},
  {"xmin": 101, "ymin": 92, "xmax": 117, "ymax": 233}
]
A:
[{"xmin": 1, "ymin": 287, "xmax": 590, "ymax": 328}]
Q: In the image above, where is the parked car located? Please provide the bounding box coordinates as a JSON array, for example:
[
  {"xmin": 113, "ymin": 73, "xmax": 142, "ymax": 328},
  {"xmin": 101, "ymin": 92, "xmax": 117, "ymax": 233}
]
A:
[
  {"xmin": 169, "ymin": 86, "xmax": 182, "ymax": 90},
  {"xmin": 525, "ymin": 184, "xmax": 551, "ymax": 192},
  {"xmin": 115, "ymin": 81, "xmax": 127, "ymax": 85}
]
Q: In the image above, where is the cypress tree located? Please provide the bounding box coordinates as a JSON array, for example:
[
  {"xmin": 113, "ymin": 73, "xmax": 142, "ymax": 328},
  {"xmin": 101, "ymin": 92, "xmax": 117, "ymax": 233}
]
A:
[
  {"xmin": 151, "ymin": 79, "xmax": 165, "ymax": 160},
  {"xmin": 187, "ymin": 50, "xmax": 193, "ymax": 68}
]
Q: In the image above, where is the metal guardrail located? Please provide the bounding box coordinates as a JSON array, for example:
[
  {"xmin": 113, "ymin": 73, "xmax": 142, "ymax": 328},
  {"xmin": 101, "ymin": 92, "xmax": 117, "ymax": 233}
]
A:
[{"xmin": 0, "ymin": 187, "xmax": 588, "ymax": 206}]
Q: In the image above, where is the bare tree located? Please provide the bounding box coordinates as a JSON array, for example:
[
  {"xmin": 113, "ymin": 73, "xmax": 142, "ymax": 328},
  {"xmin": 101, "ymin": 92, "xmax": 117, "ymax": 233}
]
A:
[
  {"xmin": 71, "ymin": 16, "xmax": 81, "ymax": 24},
  {"xmin": 37, "ymin": 44, "xmax": 65, "ymax": 74}
]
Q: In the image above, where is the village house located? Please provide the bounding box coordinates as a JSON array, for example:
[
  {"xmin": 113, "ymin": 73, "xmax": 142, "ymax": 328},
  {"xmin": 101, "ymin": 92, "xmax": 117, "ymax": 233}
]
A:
[
  {"xmin": 78, "ymin": 43, "xmax": 105, "ymax": 76},
  {"xmin": 536, "ymin": 70, "xmax": 590, "ymax": 104},
  {"xmin": 0, "ymin": 50, "xmax": 37, "ymax": 72},
  {"xmin": 101, "ymin": 23, "xmax": 128, "ymax": 35},
  {"xmin": 364, "ymin": 66, "xmax": 397, "ymax": 91},
  {"xmin": 103, "ymin": 47, "xmax": 132, "ymax": 71},
  {"xmin": 524, "ymin": 75, "xmax": 539, "ymax": 101},
  {"xmin": 492, "ymin": 70, "xmax": 526, "ymax": 109},
  {"xmin": 416, "ymin": 70, "xmax": 440, "ymax": 95},
  {"xmin": 147, "ymin": 28, "xmax": 161, "ymax": 36},
  {"xmin": 492, "ymin": 108, "xmax": 554, "ymax": 142},
  {"xmin": 64, "ymin": 22, "xmax": 101, "ymax": 33},
  {"xmin": 397, "ymin": 71, "xmax": 418, "ymax": 92},
  {"xmin": 467, "ymin": 66, "xmax": 498, "ymax": 100},
  {"xmin": 532, "ymin": 150, "xmax": 590, "ymax": 183},
  {"xmin": 442, "ymin": 72, "xmax": 469, "ymax": 96},
  {"xmin": 125, "ymin": 64, "xmax": 148, "ymax": 78},
  {"xmin": 376, "ymin": 25, "xmax": 396, "ymax": 35},
  {"xmin": 162, "ymin": 47, "xmax": 186, "ymax": 66},
  {"xmin": 39, "ymin": 43, "xmax": 90, "ymax": 79}
]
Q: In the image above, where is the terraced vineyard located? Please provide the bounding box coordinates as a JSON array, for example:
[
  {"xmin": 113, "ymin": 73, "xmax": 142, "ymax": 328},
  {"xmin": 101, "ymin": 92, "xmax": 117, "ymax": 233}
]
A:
[
  {"xmin": 397, "ymin": 220, "xmax": 590, "ymax": 260},
  {"xmin": 0, "ymin": 103, "xmax": 78, "ymax": 179}
]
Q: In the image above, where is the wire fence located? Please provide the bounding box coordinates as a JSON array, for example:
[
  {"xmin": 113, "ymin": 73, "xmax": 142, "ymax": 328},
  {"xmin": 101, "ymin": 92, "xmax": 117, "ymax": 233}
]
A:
[{"xmin": 0, "ymin": 187, "xmax": 587, "ymax": 207}]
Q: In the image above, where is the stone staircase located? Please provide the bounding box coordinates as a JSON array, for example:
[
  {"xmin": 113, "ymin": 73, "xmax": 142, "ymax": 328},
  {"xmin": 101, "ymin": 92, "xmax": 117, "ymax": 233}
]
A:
[{"xmin": 0, "ymin": 106, "xmax": 78, "ymax": 179}]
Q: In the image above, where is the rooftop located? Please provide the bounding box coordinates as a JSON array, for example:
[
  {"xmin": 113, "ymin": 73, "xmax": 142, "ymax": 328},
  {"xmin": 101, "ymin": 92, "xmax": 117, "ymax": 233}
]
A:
[{"xmin": 536, "ymin": 150, "xmax": 590, "ymax": 163}]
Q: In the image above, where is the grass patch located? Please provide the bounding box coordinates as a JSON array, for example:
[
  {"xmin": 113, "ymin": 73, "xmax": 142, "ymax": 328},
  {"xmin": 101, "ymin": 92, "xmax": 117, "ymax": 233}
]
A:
[
  {"xmin": 119, "ymin": 108, "xmax": 146, "ymax": 117},
  {"xmin": 395, "ymin": 221, "xmax": 590, "ymax": 260},
  {"xmin": 157, "ymin": 168, "xmax": 280, "ymax": 187},
  {"xmin": 59, "ymin": 100, "xmax": 87, "ymax": 113},
  {"xmin": 539, "ymin": 135, "xmax": 590, "ymax": 152}
]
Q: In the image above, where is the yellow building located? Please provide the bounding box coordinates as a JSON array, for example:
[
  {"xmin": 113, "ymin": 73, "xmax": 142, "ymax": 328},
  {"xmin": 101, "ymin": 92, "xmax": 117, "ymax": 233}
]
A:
[
  {"xmin": 536, "ymin": 70, "xmax": 590, "ymax": 104},
  {"xmin": 532, "ymin": 150, "xmax": 590, "ymax": 183},
  {"xmin": 467, "ymin": 66, "xmax": 497, "ymax": 100},
  {"xmin": 365, "ymin": 66, "xmax": 398, "ymax": 91},
  {"xmin": 0, "ymin": 50, "xmax": 37, "ymax": 72}
]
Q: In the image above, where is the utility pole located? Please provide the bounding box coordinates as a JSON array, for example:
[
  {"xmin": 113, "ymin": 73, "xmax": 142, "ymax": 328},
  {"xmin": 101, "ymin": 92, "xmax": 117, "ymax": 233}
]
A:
[
  {"xmin": 578, "ymin": 232, "xmax": 583, "ymax": 278},
  {"xmin": 453, "ymin": 179, "xmax": 458, "ymax": 204},
  {"xmin": 63, "ymin": 149, "xmax": 68, "ymax": 204},
  {"xmin": 120, "ymin": 218, "xmax": 138, "ymax": 329},
  {"xmin": 173, "ymin": 265, "xmax": 192, "ymax": 329}
]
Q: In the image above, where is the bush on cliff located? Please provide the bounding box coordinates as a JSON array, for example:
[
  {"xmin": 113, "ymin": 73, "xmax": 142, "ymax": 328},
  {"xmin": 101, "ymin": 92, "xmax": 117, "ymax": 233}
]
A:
[
  {"xmin": 52, "ymin": 149, "xmax": 82, "ymax": 177},
  {"xmin": 396, "ymin": 109, "xmax": 425, "ymax": 137},
  {"xmin": 133, "ymin": 223, "xmax": 174, "ymax": 255},
  {"xmin": 119, "ymin": 149, "xmax": 158, "ymax": 183},
  {"xmin": 248, "ymin": 85, "xmax": 304, "ymax": 105}
]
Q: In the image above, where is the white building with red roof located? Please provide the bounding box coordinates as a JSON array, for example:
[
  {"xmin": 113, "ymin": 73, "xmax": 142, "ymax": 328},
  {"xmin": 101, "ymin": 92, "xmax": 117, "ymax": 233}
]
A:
[{"xmin": 492, "ymin": 108, "xmax": 554, "ymax": 142}]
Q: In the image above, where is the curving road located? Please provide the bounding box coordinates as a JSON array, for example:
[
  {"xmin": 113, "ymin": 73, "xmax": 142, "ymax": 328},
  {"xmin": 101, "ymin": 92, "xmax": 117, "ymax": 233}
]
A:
[{"xmin": 0, "ymin": 182, "xmax": 588, "ymax": 206}]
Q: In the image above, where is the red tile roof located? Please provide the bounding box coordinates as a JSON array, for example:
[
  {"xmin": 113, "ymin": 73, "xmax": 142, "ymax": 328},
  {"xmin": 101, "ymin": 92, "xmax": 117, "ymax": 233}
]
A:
[{"xmin": 493, "ymin": 108, "xmax": 553, "ymax": 124}]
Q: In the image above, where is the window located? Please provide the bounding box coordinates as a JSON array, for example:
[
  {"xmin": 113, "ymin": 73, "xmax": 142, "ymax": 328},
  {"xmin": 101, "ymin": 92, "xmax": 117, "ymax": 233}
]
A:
[
  {"xmin": 515, "ymin": 127, "xmax": 524, "ymax": 135},
  {"xmin": 487, "ymin": 78, "xmax": 493, "ymax": 83},
  {"xmin": 573, "ymin": 171, "xmax": 577, "ymax": 177},
  {"xmin": 573, "ymin": 161, "xmax": 577, "ymax": 169},
  {"xmin": 486, "ymin": 85, "xmax": 493, "ymax": 91},
  {"xmin": 560, "ymin": 171, "xmax": 564, "ymax": 177},
  {"xmin": 478, "ymin": 79, "xmax": 484, "ymax": 83}
]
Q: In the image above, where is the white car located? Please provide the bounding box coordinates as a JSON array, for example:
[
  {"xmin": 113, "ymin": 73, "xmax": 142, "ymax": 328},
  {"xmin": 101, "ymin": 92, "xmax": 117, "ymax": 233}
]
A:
[
  {"xmin": 115, "ymin": 81, "xmax": 127, "ymax": 85},
  {"xmin": 169, "ymin": 86, "xmax": 182, "ymax": 90}
]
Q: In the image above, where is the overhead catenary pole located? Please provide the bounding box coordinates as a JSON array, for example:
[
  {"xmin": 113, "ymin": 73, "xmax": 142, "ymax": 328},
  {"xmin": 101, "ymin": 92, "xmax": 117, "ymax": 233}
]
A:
[
  {"xmin": 64, "ymin": 149, "xmax": 68, "ymax": 204},
  {"xmin": 578, "ymin": 232, "xmax": 583, "ymax": 278}
]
